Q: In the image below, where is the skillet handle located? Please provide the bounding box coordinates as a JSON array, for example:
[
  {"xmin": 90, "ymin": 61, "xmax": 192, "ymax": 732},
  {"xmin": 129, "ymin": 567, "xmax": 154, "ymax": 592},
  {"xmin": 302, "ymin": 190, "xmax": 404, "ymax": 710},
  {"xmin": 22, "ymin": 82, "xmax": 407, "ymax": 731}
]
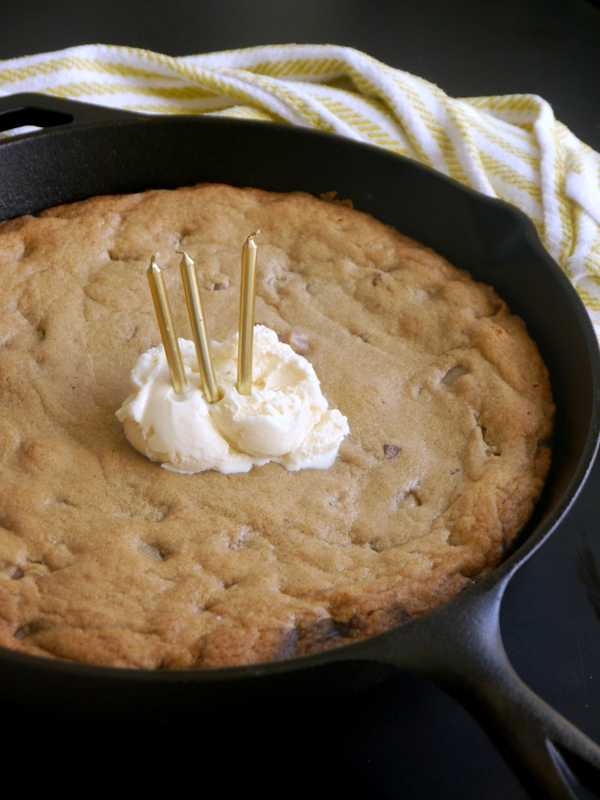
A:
[
  {"xmin": 0, "ymin": 92, "xmax": 142, "ymax": 136},
  {"xmin": 370, "ymin": 587, "xmax": 600, "ymax": 800},
  {"xmin": 443, "ymin": 643, "xmax": 600, "ymax": 800}
]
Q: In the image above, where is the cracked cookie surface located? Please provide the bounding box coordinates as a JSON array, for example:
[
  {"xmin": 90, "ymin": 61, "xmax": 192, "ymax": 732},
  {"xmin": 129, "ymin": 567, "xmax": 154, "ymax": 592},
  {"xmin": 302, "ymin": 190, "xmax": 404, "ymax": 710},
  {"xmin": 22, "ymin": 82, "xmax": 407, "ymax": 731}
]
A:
[{"xmin": 0, "ymin": 184, "xmax": 553, "ymax": 668}]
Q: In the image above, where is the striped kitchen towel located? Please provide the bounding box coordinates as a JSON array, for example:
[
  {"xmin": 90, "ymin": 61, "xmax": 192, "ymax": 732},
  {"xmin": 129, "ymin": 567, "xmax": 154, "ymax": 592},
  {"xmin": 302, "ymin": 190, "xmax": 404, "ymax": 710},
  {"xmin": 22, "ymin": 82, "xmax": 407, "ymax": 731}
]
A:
[{"xmin": 1, "ymin": 43, "xmax": 599, "ymax": 332}]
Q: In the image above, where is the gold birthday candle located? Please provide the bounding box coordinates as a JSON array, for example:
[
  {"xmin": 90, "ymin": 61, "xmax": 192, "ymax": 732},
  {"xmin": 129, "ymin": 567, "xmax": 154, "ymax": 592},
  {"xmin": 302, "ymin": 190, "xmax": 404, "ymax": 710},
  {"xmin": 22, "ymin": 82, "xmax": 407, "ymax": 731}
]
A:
[
  {"xmin": 147, "ymin": 255, "xmax": 187, "ymax": 395},
  {"xmin": 178, "ymin": 250, "xmax": 221, "ymax": 403},
  {"xmin": 237, "ymin": 232, "xmax": 259, "ymax": 395}
]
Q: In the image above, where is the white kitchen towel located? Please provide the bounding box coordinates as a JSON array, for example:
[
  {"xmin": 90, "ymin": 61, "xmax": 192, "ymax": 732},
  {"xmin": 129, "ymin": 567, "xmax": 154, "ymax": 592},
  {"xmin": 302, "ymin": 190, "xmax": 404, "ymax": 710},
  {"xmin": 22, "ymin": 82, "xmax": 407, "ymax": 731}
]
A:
[{"xmin": 1, "ymin": 43, "xmax": 599, "ymax": 332}]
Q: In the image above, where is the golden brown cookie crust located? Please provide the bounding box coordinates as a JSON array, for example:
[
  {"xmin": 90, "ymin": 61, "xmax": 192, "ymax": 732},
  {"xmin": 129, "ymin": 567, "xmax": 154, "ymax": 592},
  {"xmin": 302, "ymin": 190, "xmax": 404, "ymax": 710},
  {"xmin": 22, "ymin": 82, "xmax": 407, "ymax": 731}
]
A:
[{"xmin": 0, "ymin": 184, "xmax": 553, "ymax": 668}]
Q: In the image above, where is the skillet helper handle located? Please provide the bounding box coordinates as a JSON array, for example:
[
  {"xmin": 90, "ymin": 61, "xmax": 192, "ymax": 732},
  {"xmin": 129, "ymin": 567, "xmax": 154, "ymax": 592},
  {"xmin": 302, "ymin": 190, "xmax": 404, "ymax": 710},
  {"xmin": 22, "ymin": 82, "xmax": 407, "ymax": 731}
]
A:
[
  {"xmin": 372, "ymin": 588, "xmax": 600, "ymax": 800},
  {"xmin": 0, "ymin": 92, "xmax": 141, "ymax": 135}
]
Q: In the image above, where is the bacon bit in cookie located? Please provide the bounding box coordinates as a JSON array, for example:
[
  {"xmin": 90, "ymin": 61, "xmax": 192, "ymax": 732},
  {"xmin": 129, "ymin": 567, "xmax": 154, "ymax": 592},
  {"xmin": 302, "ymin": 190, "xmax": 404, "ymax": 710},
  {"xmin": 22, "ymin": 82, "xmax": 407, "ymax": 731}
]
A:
[
  {"xmin": 281, "ymin": 330, "xmax": 309, "ymax": 353},
  {"xmin": 372, "ymin": 272, "xmax": 384, "ymax": 286},
  {"xmin": 213, "ymin": 283, "xmax": 226, "ymax": 291},
  {"xmin": 383, "ymin": 444, "xmax": 402, "ymax": 459}
]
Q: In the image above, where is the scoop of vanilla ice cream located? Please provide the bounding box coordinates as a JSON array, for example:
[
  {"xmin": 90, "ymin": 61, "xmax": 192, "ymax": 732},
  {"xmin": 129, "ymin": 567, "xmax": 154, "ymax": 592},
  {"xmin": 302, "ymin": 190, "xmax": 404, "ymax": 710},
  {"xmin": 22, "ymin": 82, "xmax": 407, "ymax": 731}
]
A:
[{"xmin": 116, "ymin": 325, "xmax": 348, "ymax": 474}]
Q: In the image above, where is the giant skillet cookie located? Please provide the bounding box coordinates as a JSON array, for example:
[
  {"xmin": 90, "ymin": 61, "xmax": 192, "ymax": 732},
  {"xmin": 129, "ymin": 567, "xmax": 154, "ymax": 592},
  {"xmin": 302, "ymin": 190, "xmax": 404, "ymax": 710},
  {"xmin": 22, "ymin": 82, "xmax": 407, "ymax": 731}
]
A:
[{"xmin": 0, "ymin": 183, "xmax": 553, "ymax": 668}]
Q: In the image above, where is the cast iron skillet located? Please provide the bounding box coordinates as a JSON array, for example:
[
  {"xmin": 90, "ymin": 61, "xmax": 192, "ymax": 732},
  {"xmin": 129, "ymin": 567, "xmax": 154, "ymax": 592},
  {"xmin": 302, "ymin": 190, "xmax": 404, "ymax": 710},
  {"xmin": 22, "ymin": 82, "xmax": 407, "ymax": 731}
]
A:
[{"xmin": 0, "ymin": 94, "xmax": 599, "ymax": 799}]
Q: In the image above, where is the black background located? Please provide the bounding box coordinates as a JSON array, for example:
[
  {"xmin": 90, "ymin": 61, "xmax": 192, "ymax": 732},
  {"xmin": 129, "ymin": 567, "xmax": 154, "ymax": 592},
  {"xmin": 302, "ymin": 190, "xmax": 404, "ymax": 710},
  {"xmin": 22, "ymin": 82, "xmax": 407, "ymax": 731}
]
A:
[{"xmin": 1, "ymin": 2, "xmax": 600, "ymax": 798}]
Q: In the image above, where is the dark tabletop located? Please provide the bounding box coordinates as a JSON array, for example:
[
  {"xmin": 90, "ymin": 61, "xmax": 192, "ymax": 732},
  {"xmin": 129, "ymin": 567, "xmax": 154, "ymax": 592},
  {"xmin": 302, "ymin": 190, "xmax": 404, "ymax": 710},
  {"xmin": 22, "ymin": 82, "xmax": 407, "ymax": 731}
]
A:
[{"xmin": 2, "ymin": 2, "xmax": 600, "ymax": 798}]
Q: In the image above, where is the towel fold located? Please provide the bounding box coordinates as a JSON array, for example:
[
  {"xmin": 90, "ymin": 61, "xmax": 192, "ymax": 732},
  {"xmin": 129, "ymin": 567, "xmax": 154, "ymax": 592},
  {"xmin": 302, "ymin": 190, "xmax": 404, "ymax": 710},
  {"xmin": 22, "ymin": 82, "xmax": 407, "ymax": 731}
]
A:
[{"xmin": 1, "ymin": 43, "xmax": 599, "ymax": 332}]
